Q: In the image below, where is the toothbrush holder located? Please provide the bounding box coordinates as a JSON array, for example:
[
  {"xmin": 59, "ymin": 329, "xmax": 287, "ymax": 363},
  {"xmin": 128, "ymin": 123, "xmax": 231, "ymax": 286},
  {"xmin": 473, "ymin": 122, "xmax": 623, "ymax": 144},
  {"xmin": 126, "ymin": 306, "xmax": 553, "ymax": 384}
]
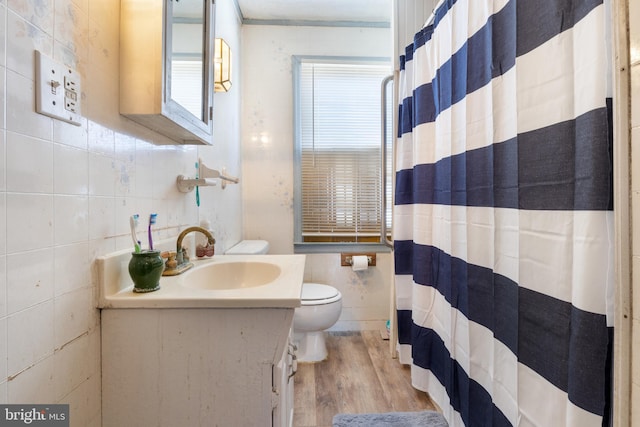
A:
[{"xmin": 128, "ymin": 250, "xmax": 164, "ymax": 293}]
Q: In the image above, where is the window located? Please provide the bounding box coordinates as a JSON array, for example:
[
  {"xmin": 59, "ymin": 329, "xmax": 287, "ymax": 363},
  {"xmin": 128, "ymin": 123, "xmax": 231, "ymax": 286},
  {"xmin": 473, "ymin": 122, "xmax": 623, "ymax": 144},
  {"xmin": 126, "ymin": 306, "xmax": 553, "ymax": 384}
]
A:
[{"xmin": 293, "ymin": 58, "xmax": 392, "ymax": 251}]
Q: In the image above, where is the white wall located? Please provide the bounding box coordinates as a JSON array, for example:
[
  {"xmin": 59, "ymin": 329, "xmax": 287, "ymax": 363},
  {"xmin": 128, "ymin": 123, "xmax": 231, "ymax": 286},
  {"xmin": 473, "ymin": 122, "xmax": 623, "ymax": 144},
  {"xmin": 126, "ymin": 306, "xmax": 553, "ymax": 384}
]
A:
[
  {"xmin": 394, "ymin": 0, "xmax": 437, "ymax": 68},
  {"xmin": 241, "ymin": 24, "xmax": 394, "ymax": 331},
  {"xmin": 0, "ymin": 0, "xmax": 242, "ymax": 425}
]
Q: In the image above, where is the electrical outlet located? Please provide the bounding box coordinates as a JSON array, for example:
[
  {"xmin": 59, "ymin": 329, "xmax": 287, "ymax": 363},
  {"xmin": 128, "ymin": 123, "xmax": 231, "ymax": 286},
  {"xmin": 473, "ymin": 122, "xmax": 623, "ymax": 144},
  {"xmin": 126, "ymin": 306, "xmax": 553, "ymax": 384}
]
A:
[{"xmin": 35, "ymin": 50, "xmax": 82, "ymax": 126}]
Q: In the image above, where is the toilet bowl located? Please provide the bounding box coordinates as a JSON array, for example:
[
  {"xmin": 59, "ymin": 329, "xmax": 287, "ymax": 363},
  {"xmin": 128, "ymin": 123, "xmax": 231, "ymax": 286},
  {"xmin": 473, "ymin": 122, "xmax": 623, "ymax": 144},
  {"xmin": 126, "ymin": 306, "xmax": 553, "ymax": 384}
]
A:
[
  {"xmin": 293, "ymin": 283, "xmax": 342, "ymax": 362},
  {"xmin": 225, "ymin": 240, "xmax": 343, "ymax": 362}
]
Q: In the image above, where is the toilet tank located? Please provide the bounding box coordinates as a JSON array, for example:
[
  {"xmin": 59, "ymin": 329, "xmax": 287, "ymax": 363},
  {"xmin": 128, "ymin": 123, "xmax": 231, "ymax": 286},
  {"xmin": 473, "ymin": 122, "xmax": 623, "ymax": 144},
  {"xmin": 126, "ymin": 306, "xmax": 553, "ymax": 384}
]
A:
[{"xmin": 225, "ymin": 240, "xmax": 269, "ymax": 255}]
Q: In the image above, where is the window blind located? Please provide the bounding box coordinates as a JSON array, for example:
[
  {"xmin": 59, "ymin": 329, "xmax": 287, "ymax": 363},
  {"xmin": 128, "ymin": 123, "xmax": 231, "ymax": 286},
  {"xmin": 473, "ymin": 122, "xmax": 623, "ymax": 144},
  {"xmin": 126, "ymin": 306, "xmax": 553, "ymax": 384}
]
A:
[{"xmin": 298, "ymin": 61, "xmax": 391, "ymax": 243}]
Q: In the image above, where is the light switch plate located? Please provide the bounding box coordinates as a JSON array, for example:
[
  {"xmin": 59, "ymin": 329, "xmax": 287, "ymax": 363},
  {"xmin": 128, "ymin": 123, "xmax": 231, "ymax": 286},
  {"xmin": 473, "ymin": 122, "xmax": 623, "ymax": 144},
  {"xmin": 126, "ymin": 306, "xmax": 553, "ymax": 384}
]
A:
[{"xmin": 35, "ymin": 50, "xmax": 82, "ymax": 126}]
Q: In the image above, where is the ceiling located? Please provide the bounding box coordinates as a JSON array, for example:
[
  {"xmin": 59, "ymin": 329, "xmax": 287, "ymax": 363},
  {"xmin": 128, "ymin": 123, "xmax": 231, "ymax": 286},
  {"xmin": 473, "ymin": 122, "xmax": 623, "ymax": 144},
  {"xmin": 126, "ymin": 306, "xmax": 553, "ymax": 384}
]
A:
[{"xmin": 236, "ymin": 0, "xmax": 392, "ymax": 25}]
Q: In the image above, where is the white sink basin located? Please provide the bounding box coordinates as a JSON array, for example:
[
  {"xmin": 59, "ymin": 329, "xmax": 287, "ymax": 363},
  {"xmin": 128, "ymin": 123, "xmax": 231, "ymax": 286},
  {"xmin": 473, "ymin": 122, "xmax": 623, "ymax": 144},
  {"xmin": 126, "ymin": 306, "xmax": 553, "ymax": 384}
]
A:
[
  {"xmin": 97, "ymin": 238, "xmax": 305, "ymax": 309},
  {"xmin": 181, "ymin": 261, "xmax": 282, "ymax": 290}
]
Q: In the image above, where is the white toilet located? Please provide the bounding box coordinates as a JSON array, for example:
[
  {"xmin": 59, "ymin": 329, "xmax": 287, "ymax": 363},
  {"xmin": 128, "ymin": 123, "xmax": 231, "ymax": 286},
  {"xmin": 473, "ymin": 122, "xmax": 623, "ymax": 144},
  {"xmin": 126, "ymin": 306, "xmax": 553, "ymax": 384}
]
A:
[
  {"xmin": 293, "ymin": 283, "xmax": 342, "ymax": 362},
  {"xmin": 225, "ymin": 240, "xmax": 343, "ymax": 362}
]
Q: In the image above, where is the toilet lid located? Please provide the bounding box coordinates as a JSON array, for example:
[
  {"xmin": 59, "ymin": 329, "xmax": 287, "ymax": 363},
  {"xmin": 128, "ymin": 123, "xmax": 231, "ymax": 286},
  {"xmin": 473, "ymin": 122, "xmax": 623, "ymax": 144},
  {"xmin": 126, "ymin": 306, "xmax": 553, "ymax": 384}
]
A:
[{"xmin": 301, "ymin": 283, "xmax": 340, "ymax": 301}]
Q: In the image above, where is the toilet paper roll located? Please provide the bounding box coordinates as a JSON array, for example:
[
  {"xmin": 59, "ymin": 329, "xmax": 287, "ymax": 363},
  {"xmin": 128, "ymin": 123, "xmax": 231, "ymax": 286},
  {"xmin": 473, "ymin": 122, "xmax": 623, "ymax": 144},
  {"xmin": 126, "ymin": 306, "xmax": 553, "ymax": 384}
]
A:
[{"xmin": 351, "ymin": 255, "xmax": 369, "ymax": 272}]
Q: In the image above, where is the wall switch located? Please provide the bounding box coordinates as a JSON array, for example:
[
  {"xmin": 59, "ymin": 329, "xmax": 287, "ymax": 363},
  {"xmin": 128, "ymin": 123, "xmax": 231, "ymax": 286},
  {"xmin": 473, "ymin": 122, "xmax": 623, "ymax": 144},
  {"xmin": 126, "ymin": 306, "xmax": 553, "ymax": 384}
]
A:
[{"xmin": 35, "ymin": 50, "xmax": 82, "ymax": 126}]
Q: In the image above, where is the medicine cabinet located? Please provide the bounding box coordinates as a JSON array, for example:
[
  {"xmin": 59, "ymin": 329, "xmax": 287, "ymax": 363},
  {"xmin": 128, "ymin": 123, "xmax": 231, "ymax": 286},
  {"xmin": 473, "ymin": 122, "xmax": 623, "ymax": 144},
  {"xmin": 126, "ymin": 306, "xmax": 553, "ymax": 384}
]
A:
[{"xmin": 120, "ymin": 0, "xmax": 215, "ymax": 145}]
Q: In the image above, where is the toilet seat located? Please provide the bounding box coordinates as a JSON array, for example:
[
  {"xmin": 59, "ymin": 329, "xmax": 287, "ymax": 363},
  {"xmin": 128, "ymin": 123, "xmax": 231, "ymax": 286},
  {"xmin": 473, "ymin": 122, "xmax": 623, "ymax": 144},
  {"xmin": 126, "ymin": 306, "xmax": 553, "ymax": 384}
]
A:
[{"xmin": 301, "ymin": 283, "xmax": 342, "ymax": 306}]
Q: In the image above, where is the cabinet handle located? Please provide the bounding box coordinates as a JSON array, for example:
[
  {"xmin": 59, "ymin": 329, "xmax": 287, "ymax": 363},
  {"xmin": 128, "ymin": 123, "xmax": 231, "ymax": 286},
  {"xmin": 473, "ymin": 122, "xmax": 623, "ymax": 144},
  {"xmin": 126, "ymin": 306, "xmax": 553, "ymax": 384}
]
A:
[
  {"xmin": 288, "ymin": 343, "xmax": 298, "ymax": 380},
  {"xmin": 288, "ymin": 354, "xmax": 298, "ymax": 380}
]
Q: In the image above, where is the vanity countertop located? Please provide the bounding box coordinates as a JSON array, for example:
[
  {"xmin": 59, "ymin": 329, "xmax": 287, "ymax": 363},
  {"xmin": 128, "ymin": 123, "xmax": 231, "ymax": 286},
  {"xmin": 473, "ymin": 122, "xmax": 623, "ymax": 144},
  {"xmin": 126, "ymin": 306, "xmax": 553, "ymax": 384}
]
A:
[{"xmin": 97, "ymin": 242, "xmax": 305, "ymax": 309}]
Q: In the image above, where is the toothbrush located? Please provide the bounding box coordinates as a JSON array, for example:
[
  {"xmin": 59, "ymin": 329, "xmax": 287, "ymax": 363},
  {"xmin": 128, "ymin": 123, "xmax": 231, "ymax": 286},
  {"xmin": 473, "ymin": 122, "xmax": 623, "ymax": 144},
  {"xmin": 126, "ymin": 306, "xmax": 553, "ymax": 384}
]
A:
[
  {"xmin": 129, "ymin": 214, "xmax": 141, "ymax": 253},
  {"xmin": 195, "ymin": 162, "xmax": 200, "ymax": 207},
  {"xmin": 148, "ymin": 213, "xmax": 157, "ymax": 250}
]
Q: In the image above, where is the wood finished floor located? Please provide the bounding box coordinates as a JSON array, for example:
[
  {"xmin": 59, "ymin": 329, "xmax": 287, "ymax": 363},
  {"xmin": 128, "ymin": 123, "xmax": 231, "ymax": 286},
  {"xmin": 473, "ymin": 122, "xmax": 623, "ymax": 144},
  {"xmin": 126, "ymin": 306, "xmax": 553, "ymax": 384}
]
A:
[{"xmin": 293, "ymin": 330, "xmax": 437, "ymax": 427}]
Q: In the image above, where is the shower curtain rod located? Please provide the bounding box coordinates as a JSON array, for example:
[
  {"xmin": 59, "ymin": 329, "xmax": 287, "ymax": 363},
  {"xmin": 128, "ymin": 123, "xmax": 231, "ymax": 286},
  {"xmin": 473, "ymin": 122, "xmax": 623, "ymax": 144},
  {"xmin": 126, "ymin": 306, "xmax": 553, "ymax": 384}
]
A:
[{"xmin": 423, "ymin": 0, "xmax": 447, "ymax": 28}]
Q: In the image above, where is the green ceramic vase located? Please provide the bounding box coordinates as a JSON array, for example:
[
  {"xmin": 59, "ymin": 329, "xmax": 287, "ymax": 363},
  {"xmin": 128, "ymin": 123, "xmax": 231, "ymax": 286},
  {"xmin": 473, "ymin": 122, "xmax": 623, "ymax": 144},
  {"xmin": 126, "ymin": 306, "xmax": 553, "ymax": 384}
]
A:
[{"xmin": 128, "ymin": 250, "xmax": 163, "ymax": 293}]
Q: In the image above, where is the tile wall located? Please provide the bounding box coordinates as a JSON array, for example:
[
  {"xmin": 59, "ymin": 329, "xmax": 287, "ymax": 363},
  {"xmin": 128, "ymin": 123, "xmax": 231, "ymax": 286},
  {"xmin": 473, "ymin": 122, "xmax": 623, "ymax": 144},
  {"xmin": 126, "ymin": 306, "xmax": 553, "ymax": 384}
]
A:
[
  {"xmin": 240, "ymin": 24, "xmax": 395, "ymax": 331},
  {"xmin": 0, "ymin": 0, "xmax": 242, "ymax": 425}
]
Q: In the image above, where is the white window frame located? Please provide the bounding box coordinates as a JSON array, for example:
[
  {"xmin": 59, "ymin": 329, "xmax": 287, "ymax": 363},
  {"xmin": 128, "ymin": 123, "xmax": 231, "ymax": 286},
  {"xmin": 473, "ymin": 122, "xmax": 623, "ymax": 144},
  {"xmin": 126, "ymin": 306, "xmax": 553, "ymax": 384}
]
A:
[{"xmin": 293, "ymin": 56, "xmax": 393, "ymax": 253}]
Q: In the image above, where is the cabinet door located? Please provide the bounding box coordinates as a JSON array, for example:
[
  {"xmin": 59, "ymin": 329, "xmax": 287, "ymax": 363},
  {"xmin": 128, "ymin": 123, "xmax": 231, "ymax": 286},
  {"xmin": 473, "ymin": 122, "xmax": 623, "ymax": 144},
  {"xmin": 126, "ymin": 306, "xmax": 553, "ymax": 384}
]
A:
[
  {"xmin": 164, "ymin": 0, "xmax": 215, "ymax": 141},
  {"xmin": 120, "ymin": 0, "xmax": 215, "ymax": 145}
]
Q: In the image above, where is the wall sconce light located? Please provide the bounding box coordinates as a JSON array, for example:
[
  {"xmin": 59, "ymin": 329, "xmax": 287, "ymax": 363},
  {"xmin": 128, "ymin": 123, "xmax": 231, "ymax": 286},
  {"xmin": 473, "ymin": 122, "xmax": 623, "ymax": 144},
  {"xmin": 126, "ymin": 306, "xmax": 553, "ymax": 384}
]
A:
[{"xmin": 214, "ymin": 38, "xmax": 232, "ymax": 92}]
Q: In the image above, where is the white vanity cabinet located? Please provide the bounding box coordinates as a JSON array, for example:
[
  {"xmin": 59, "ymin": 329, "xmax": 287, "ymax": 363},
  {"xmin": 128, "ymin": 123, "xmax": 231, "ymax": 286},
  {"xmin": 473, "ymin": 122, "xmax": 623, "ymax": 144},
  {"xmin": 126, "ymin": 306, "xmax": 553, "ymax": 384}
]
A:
[
  {"xmin": 98, "ymin": 247, "xmax": 305, "ymax": 426},
  {"xmin": 101, "ymin": 308, "xmax": 295, "ymax": 427}
]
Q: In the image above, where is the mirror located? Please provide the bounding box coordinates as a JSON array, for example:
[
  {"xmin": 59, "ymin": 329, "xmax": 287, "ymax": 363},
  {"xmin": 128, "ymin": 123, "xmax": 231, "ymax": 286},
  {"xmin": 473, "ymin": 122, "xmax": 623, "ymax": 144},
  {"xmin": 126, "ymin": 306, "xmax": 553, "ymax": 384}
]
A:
[
  {"xmin": 120, "ymin": 0, "xmax": 215, "ymax": 145},
  {"xmin": 169, "ymin": 0, "xmax": 206, "ymax": 120}
]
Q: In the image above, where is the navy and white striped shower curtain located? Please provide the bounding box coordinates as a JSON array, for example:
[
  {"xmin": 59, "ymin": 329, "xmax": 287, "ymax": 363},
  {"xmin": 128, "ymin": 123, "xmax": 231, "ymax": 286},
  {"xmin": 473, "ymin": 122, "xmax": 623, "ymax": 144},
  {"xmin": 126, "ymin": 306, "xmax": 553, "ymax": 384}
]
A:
[{"xmin": 393, "ymin": 0, "xmax": 613, "ymax": 426}]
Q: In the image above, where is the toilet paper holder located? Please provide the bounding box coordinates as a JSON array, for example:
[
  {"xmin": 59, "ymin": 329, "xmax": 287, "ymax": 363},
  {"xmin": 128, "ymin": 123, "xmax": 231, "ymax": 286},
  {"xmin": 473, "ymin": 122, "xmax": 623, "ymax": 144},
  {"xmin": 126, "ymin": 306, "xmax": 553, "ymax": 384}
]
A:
[{"xmin": 341, "ymin": 253, "xmax": 376, "ymax": 267}]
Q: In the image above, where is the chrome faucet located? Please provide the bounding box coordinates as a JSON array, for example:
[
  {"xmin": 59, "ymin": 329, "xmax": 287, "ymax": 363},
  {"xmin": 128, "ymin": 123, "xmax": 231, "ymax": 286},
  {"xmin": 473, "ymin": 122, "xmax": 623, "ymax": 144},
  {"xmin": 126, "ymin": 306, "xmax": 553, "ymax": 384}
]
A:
[{"xmin": 162, "ymin": 226, "xmax": 215, "ymax": 276}]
